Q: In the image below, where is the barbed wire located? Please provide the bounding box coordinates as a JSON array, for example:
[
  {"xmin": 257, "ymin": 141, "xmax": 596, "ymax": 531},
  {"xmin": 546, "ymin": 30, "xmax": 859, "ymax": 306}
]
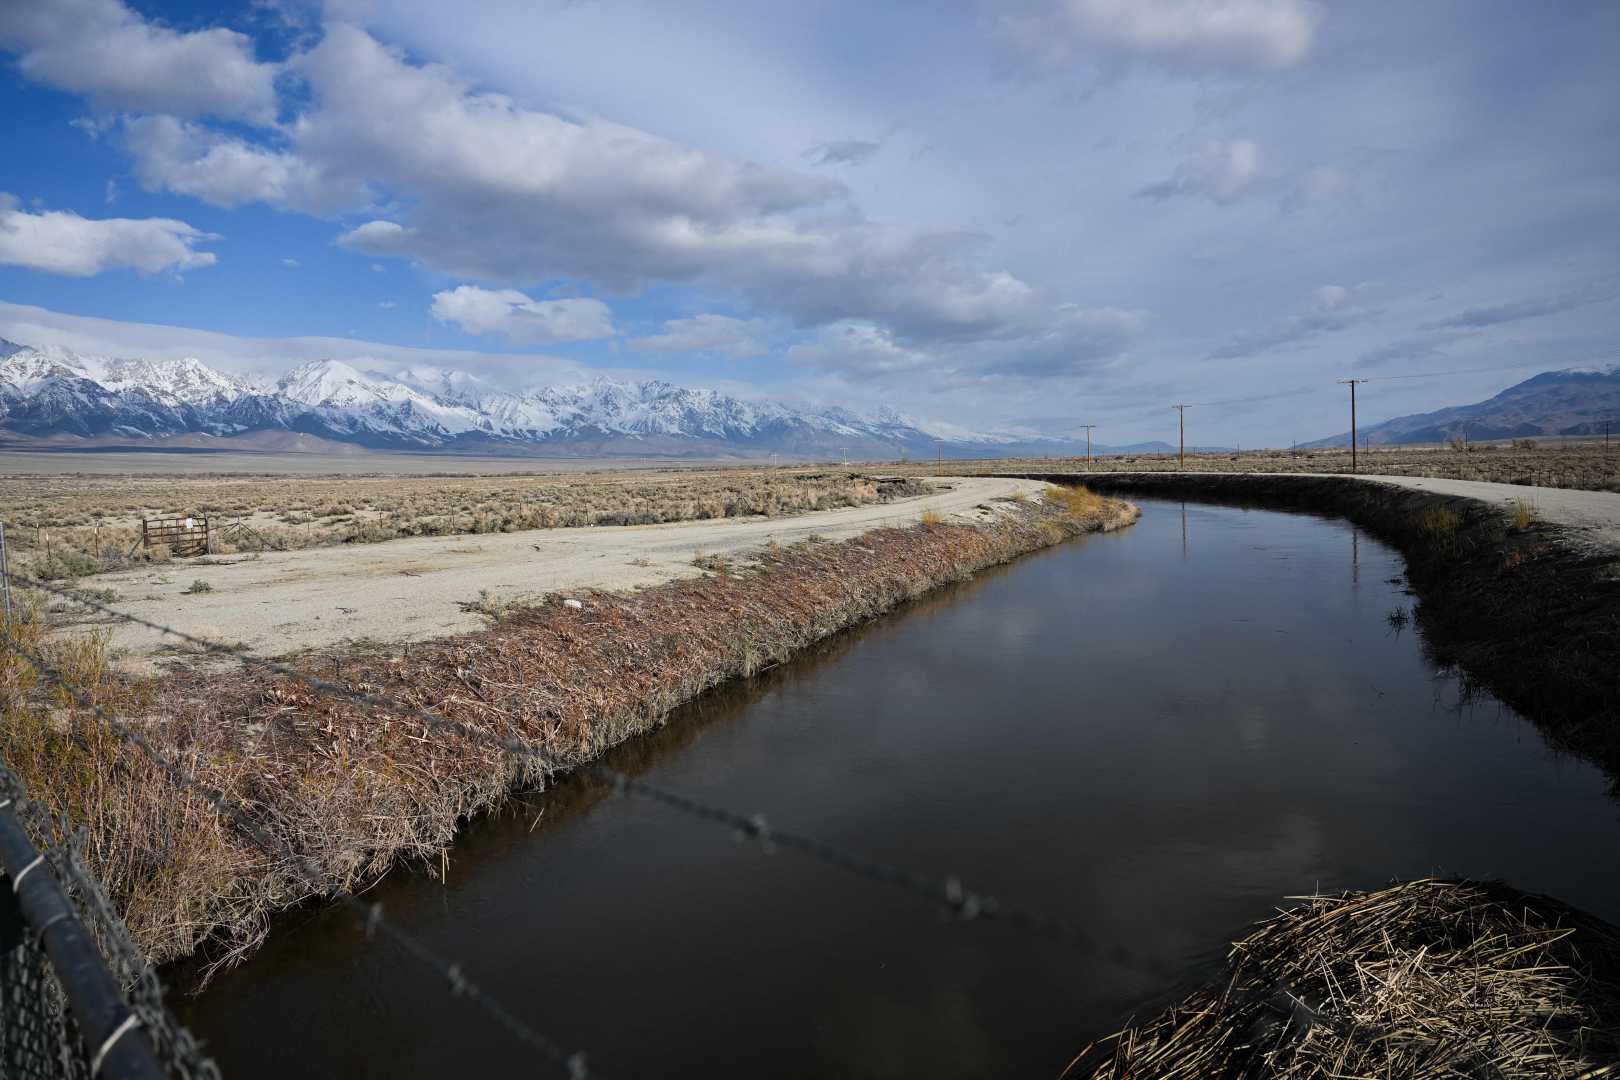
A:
[
  {"xmin": 0, "ymin": 620, "xmax": 595, "ymax": 1080},
  {"xmin": 11, "ymin": 569, "xmax": 1096, "ymax": 949}
]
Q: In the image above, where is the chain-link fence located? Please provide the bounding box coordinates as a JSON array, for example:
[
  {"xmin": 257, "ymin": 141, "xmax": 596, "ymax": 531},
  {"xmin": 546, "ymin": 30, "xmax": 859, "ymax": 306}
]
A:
[{"xmin": 0, "ymin": 767, "xmax": 219, "ymax": 1080}]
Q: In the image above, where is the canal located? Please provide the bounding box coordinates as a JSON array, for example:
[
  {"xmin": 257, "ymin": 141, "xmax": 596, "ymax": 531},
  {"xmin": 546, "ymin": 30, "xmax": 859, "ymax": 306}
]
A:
[{"xmin": 177, "ymin": 498, "xmax": 1620, "ymax": 1077}]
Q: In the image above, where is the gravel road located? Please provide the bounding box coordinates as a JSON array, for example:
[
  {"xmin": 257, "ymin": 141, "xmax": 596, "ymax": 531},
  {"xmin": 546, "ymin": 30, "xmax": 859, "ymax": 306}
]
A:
[{"xmin": 75, "ymin": 476, "xmax": 1052, "ymax": 666}]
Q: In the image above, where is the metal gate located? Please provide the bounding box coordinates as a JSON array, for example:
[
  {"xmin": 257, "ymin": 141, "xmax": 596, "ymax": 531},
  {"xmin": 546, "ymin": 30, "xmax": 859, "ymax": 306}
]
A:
[{"xmin": 139, "ymin": 518, "xmax": 209, "ymax": 559}]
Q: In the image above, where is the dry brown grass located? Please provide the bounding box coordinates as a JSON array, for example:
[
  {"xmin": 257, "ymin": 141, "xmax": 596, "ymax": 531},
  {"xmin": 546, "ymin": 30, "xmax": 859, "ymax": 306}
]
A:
[
  {"xmin": 0, "ymin": 467, "xmax": 935, "ymax": 578},
  {"xmin": 896, "ymin": 442, "xmax": 1620, "ymax": 493},
  {"xmin": 1068, "ymin": 879, "xmax": 1620, "ymax": 1079},
  {"xmin": 1, "ymin": 487, "xmax": 1136, "ymax": 974}
]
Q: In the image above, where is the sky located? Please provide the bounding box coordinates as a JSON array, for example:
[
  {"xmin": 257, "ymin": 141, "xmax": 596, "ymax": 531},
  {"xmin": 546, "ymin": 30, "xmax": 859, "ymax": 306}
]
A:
[{"xmin": 1, "ymin": 0, "xmax": 1617, "ymax": 446}]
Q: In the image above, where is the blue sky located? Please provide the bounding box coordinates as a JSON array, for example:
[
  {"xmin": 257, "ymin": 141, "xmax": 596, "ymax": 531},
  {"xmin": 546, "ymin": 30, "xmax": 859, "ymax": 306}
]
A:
[{"xmin": 1, "ymin": 0, "xmax": 1617, "ymax": 445}]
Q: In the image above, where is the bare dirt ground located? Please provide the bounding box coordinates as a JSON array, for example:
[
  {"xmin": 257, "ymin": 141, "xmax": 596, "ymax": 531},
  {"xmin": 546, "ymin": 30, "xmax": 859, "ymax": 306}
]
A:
[{"xmin": 67, "ymin": 476, "xmax": 1049, "ymax": 667}]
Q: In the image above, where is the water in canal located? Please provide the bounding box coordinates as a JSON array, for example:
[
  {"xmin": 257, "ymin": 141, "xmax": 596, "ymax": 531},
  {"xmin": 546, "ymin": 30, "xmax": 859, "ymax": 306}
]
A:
[{"xmin": 176, "ymin": 498, "xmax": 1620, "ymax": 1078}]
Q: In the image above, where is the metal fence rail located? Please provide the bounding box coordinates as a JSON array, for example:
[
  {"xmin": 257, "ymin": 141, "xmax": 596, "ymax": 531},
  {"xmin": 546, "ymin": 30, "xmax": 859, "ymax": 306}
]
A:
[{"xmin": 0, "ymin": 767, "xmax": 219, "ymax": 1080}]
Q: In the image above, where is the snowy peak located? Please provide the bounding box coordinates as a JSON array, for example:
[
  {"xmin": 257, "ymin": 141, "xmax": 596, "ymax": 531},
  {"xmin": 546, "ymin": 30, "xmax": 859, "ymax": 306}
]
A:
[
  {"xmin": 0, "ymin": 337, "xmax": 1072, "ymax": 456},
  {"xmin": 275, "ymin": 359, "xmax": 386, "ymax": 407},
  {"xmin": 96, "ymin": 357, "xmax": 253, "ymax": 406}
]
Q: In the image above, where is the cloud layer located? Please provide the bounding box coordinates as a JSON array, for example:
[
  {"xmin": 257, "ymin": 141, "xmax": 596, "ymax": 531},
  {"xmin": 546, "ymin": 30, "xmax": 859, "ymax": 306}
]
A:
[
  {"xmin": 632, "ymin": 314, "xmax": 771, "ymax": 359},
  {"xmin": 430, "ymin": 286, "xmax": 616, "ymax": 344},
  {"xmin": 0, "ymin": 0, "xmax": 279, "ymax": 121},
  {"xmin": 983, "ymin": 0, "xmax": 1321, "ymax": 74},
  {"xmin": 0, "ymin": 195, "xmax": 216, "ymax": 276},
  {"xmin": 111, "ymin": 17, "xmax": 1118, "ymax": 374}
]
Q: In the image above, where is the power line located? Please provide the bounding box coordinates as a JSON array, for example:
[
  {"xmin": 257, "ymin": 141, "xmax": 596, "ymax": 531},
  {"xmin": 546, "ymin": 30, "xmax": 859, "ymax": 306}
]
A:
[
  {"xmin": 0, "ymin": 622, "xmax": 596, "ymax": 1079},
  {"xmin": 11, "ymin": 572, "xmax": 1098, "ymax": 950}
]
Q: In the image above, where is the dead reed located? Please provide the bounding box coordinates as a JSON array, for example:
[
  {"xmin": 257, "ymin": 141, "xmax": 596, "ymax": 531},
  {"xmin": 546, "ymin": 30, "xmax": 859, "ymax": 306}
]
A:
[
  {"xmin": 1067, "ymin": 879, "xmax": 1620, "ymax": 1079},
  {"xmin": 1, "ymin": 488, "xmax": 1136, "ymax": 974}
]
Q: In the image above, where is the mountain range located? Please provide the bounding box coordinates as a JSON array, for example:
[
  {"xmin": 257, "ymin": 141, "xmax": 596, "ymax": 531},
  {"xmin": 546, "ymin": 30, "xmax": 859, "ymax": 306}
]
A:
[
  {"xmin": 1304, "ymin": 365, "xmax": 1620, "ymax": 447},
  {"xmin": 0, "ymin": 339, "xmax": 1073, "ymax": 459}
]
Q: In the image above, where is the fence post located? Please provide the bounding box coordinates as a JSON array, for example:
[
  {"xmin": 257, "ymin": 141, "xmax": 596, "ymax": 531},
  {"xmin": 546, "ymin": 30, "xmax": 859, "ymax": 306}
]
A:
[{"xmin": 0, "ymin": 522, "xmax": 10, "ymax": 620}]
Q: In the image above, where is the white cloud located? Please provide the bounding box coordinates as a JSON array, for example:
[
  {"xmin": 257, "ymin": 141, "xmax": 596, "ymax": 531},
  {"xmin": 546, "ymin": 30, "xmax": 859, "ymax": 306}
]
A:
[
  {"xmin": 0, "ymin": 194, "xmax": 217, "ymax": 277},
  {"xmin": 281, "ymin": 257, "xmax": 300, "ymax": 268},
  {"xmin": 1313, "ymin": 284, "xmax": 1350, "ymax": 312},
  {"xmin": 1137, "ymin": 140, "xmax": 1261, "ymax": 205},
  {"xmin": 983, "ymin": 0, "xmax": 1321, "ymax": 75},
  {"xmin": 378, "ymin": 300, "xmax": 397, "ymax": 310},
  {"xmin": 430, "ymin": 285, "xmax": 616, "ymax": 344},
  {"xmin": 123, "ymin": 115, "xmax": 368, "ymax": 215},
  {"xmin": 632, "ymin": 314, "xmax": 771, "ymax": 359},
  {"xmin": 0, "ymin": 0, "xmax": 279, "ymax": 122}
]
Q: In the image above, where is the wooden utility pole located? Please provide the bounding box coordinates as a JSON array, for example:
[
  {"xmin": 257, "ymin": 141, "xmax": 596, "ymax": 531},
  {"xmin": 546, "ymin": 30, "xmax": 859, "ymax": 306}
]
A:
[
  {"xmin": 1170, "ymin": 405, "xmax": 1188, "ymax": 470},
  {"xmin": 935, "ymin": 440, "xmax": 942, "ymax": 471},
  {"xmin": 1338, "ymin": 379, "xmax": 1369, "ymax": 473},
  {"xmin": 1081, "ymin": 424, "xmax": 1096, "ymax": 460}
]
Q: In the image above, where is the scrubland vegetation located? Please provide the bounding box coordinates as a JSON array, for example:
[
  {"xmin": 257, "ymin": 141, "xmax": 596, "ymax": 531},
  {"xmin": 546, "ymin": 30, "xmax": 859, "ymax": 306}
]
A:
[
  {"xmin": 0, "ymin": 487, "xmax": 1135, "ymax": 972},
  {"xmin": 906, "ymin": 441, "xmax": 1620, "ymax": 492},
  {"xmin": 0, "ymin": 467, "xmax": 932, "ymax": 579}
]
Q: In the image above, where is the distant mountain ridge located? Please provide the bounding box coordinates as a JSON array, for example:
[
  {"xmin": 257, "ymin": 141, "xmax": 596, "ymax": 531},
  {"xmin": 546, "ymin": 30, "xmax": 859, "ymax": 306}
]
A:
[
  {"xmin": 0, "ymin": 338, "xmax": 1076, "ymax": 459},
  {"xmin": 1305, "ymin": 365, "xmax": 1620, "ymax": 447}
]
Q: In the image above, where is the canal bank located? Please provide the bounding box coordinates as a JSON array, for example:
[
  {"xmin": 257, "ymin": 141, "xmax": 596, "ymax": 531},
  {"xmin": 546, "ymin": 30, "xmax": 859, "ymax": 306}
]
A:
[
  {"xmin": 5, "ymin": 487, "xmax": 1139, "ymax": 975},
  {"xmin": 1003, "ymin": 472, "xmax": 1620, "ymax": 780}
]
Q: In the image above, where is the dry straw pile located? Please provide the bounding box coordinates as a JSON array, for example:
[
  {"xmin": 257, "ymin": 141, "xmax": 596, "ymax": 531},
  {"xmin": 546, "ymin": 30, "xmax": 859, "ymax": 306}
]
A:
[
  {"xmin": 1068, "ymin": 879, "xmax": 1620, "ymax": 1079},
  {"xmin": 2, "ymin": 487, "xmax": 1136, "ymax": 973}
]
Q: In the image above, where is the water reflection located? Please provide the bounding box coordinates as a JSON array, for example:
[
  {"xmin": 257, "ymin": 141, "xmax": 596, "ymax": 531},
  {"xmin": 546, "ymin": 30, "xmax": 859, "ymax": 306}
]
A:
[{"xmin": 178, "ymin": 499, "xmax": 1620, "ymax": 1080}]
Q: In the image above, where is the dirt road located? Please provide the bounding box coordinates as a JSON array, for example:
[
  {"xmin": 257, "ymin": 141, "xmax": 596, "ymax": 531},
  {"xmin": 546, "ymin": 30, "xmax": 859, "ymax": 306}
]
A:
[
  {"xmin": 1345, "ymin": 473, "xmax": 1620, "ymax": 551},
  {"xmin": 75, "ymin": 476, "xmax": 1051, "ymax": 666}
]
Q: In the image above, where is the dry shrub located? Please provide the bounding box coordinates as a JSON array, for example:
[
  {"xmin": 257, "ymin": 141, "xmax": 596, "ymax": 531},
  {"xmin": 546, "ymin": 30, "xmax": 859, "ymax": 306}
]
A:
[
  {"xmin": 12, "ymin": 489, "xmax": 1136, "ymax": 973},
  {"xmin": 919, "ymin": 509, "xmax": 944, "ymax": 527},
  {"xmin": 0, "ymin": 600, "xmax": 266, "ymax": 965},
  {"xmin": 1417, "ymin": 505, "xmax": 1462, "ymax": 544},
  {"xmin": 1068, "ymin": 879, "xmax": 1620, "ymax": 1079},
  {"xmin": 1510, "ymin": 497, "xmax": 1539, "ymax": 529}
]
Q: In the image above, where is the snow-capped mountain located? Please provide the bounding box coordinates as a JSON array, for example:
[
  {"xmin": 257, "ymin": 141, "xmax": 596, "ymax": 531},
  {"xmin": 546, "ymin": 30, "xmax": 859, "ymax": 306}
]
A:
[{"xmin": 0, "ymin": 339, "xmax": 1068, "ymax": 457}]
